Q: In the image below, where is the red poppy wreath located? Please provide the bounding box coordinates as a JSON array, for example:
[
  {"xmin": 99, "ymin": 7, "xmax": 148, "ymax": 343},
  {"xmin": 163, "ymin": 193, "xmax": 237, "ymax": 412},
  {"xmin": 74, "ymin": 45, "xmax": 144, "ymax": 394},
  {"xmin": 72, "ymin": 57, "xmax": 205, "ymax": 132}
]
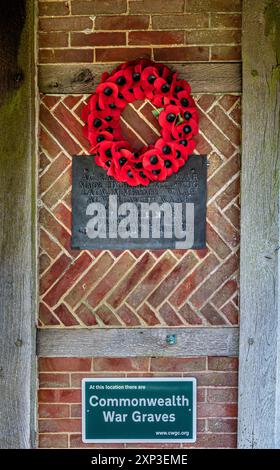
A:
[{"xmin": 81, "ymin": 59, "xmax": 199, "ymax": 186}]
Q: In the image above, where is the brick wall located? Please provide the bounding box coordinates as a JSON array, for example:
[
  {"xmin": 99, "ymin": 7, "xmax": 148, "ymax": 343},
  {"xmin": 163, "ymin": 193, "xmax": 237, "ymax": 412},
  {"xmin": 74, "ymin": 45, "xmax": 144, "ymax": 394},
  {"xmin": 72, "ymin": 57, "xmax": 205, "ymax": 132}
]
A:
[
  {"xmin": 38, "ymin": 356, "xmax": 238, "ymax": 448},
  {"xmin": 37, "ymin": 0, "xmax": 241, "ymax": 449},
  {"xmin": 38, "ymin": 0, "xmax": 241, "ymax": 64}
]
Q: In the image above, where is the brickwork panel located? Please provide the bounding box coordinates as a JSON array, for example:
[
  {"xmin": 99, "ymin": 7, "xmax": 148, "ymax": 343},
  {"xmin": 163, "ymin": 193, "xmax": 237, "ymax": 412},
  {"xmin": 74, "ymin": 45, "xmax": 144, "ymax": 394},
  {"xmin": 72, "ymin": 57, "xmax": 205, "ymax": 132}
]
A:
[
  {"xmin": 38, "ymin": 356, "xmax": 238, "ymax": 449},
  {"xmin": 38, "ymin": 0, "xmax": 241, "ymax": 64},
  {"xmin": 38, "ymin": 93, "xmax": 240, "ymax": 328}
]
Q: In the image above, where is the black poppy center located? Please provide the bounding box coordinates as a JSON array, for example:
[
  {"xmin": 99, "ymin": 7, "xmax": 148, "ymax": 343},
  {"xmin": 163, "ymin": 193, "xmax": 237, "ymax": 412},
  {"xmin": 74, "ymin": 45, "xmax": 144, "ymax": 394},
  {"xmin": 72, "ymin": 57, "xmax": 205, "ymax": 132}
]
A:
[
  {"xmin": 105, "ymin": 115, "xmax": 112, "ymax": 121},
  {"xmin": 104, "ymin": 86, "xmax": 113, "ymax": 96},
  {"xmin": 164, "ymin": 160, "xmax": 172, "ymax": 168},
  {"xmin": 150, "ymin": 155, "xmax": 158, "ymax": 165},
  {"xmin": 166, "ymin": 113, "xmax": 176, "ymax": 123},
  {"xmin": 162, "ymin": 145, "xmax": 171, "ymax": 155},
  {"xmin": 148, "ymin": 74, "xmax": 156, "ymax": 84},
  {"xmin": 184, "ymin": 111, "xmax": 192, "ymax": 120},
  {"xmin": 133, "ymin": 72, "xmax": 141, "ymax": 82},
  {"xmin": 183, "ymin": 125, "xmax": 191, "ymax": 134},
  {"xmin": 179, "ymin": 139, "xmax": 188, "ymax": 146},
  {"xmin": 105, "ymin": 149, "xmax": 112, "ymax": 158},
  {"xmin": 119, "ymin": 157, "xmax": 127, "ymax": 166},
  {"xmin": 152, "ymin": 169, "xmax": 161, "ymax": 175},
  {"xmin": 93, "ymin": 118, "xmax": 102, "ymax": 128},
  {"xmin": 161, "ymin": 84, "xmax": 170, "ymax": 93},
  {"xmin": 96, "ymin": 134, "xmax": 105, "ymax": 142},
  {"xmin": 116, "ymin": 76, "xmax": 126, "ymax": 86},
  {"xmin": 180, "ymin": 98, "xmax": 189, "ymax": 107}
]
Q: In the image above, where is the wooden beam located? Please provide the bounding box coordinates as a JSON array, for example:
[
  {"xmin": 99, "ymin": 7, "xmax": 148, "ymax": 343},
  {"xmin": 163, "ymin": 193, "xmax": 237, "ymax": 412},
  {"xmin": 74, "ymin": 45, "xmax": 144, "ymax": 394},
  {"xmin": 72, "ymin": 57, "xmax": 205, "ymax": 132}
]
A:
[
  {"xmin": 38, "ymin": 327, "xmax": 239, "ymax": 358},
  {"xmin": 0, "ymin": 1, "xmax": 36, "ymax": 449},
  {"xmin": 38, "ymin": 62, "xmax": 242, "ymax": 94},
  {"xmin": 238, "ymin": 0, "xmax": 280, "ymax": 449}
]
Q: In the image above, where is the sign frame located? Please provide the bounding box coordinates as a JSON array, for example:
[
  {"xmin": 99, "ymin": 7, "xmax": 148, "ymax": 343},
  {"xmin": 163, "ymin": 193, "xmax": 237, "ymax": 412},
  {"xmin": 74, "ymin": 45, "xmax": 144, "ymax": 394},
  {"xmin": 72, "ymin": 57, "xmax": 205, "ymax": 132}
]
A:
[{"xmin": 82, "ymin": 377, "xmax": 197, "ymax": 444}]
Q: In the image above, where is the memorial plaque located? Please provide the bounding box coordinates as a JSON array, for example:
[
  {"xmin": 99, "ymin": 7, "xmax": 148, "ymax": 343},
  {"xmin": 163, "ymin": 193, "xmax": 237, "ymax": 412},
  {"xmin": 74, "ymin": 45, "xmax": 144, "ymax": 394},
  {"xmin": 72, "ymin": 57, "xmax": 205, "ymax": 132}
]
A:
[
  {"xmin": 82, "ymin": 378, "xmax": 196, "ymax": 443},
  {"xmin": 72, "ymin": 155, "xmax": 207, "ymax": 250}
]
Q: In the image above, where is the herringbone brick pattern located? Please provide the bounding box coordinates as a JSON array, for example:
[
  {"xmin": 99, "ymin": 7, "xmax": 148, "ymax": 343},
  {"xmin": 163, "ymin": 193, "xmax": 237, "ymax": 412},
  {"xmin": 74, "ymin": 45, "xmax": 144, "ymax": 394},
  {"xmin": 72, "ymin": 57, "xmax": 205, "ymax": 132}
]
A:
[{"xmin": 38, "ymin": 93, "xmax": 240, "ymax": 328}]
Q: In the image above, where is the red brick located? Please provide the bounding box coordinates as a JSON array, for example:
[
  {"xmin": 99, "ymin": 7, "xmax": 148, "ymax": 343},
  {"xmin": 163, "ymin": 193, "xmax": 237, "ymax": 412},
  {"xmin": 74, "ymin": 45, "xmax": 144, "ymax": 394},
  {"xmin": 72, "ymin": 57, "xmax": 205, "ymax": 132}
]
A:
[
  {"xmin": 140, "ymin": 102, "xmax": 161, "ymax": 133},
  {"xmin": 71, "ymin": 0, "xmax": 127, "ymax": 15},
  {"xmin": 169, "ymin": 253, "xmax": 219, "ymax": 308},
  {"xmin": 96, "ymin": 47, "xmax": 151, "ymax": 62},
  {"xmin": 95, "ymin": 15, "xmax": 149, "ymax": 30},
  {"xmin": 75, "ymin": 303, "xmax": 98, "ymax": 326},
  {"xmin": 53, "ymin": 203, "xmax": 72, "ymax": 232},
  {"xmin": 208, "ymin": 388, "xmax": 238, "ymax": 403},
  {"xmin": 211, "ymin": 13, "xmax": 242, "ymax": 28},
  {"xmin": 184, "ymin": 0, "xmax": 241, "ymax": 12},
  {"xmin": 39, "ymin": 17, "xmax": 92, "ymax": 32},
  {"xmin": 42, "ymin": 168, "xmax": 72, "ymax": 208},
  {"xmin": 222, "ymin": 301, "xmax": 239, "ymax": 325},
  {"xmin": 179, "ymin": 303, "xmax": 203, "ymax": 325},
  {"xmin": 71, "ymin": 32, "xmax": 126, "ymax": 47},
  {"xmin": 198, "ymin": 403, "xmax": 237, "ymax": 418},
  {"xmin": 225, "ymin": 204, "xmax": 240, "ymax": 229},
  {"xmin": 39, "ymin": 1, "xmax": 70, "ymax": 16},
  {"xmin": 208, "ymin": 159, "xmax": 240, "ymax": 200},
  {"xmin": 39, "ymin": 32, "xmax": 68, "ymax": 48},
  {"xmin": 152, "ymin": 14, "xmax": 208, "ymax": 29},
  {"xmin": 86, "ymin": 253, "xmax": 134, "ymax": 308},
  {"xmin": 219, "ymin": 95, "xmax": 240, "ymax": 112},
  {"xmin": 154, "ymin": 46, "xmax": 209, "ymax": 62},
  {"xmin": 117, "ymin": 304, "xmax": 141, "ymax": 326},
  {"xmin": 40, "ymin": 253, "xmax": 71, "ymax": 295},
  {"xmin": 39, "ymin": 302, "xmax": 61, "ymax": 326},
  {"xmin": 71, "ymin": 373, "xmax": 126, "ymax": 388},
  {"xmin": 71, "ymin": 404, "xmax": 82, "ymax": 418},
  {"xmin": 40, "ymin": 127, "xmax": 61, "ymax": 158},
  {"xmin": 53, "ymin": 304, "xmax": 77, "ymax": 326},
  {"xmin": 38, "ymin": 389, "xmax": 81, "ymax": 403},
  {"xmin": 186, "ymin": 30, "xmax": 241, "ymax": 45},
  {"xmin": 39, "ymin": 404, "xmax": 70, "ymax": 419},
  {"xmin": 148, "ymin": 253, "xmax": 197, "ymax": 308},
  {"xmin": 190, "ymin": 254, "xmax": 238, "ymax": 308},
  {"xmin": 63, "ymin": 95, "xmax": 82, "ymax": 110},
  {"xmin": 197, "ymin": 95, "xmax": 217, "ymax": 112},
  {"xmin": 39, "ymin": 418, "xmax": 81, "ymax": 433},
  {"xmin": 207, "ymin": 152, "xmax": 223, "ymax": 178},
  {"xmin": 211, "ymin": 45, "xmax": 241, "ymax": 61},
  {"xmin": 211, "ymin": 279, "xmax": 237, "ymax": 308},
  {"xmin": 64, "ymin": 252, "xmax": 114, "ymax": 308},
  {"xmin": 206, "ymin": 223, "xmax": 231, "ymax": 259},
  {"xmin": 184, "ymin": 433, "xmax": 236, "ymax": 448},
  {"xmin": 41, "ymin": 95, "xmax": 61, "ymax": 109},
  {"xmin": 209, "ymin": 106, "xmax": 240, "ymax": 146},
  {"xmin": 54, "ymin": 102, "xmax": 90, "ymax": 149},
  {"xmin": 129, "ymin": 31, "xmax": 184, "ymax": 46},
  {"xmin": 183, "ymin": 372, "xmax": 238, "ymax": 387},
  {"xmin": 208, "ymin": 418, "xmax": 237, "ymax": 433},
  {"xmin": 199, "ymin": 112, "xmax": 236, "ymax": 157},
  {"xmin": 40, "ymin": 152, "xmax": 51, "ymax": 172},
  {"xmin": 39, "ymin": 48, "xmax": 93, "ymax": 64},
  {"xmin": 39, "ymin": 253, "xmax": 51, "ymax": 275},
  {"xmin": 40, "ymin": 152, "xmax": 70, "ymax": 194},
  {"xmin": 158, "ymin": 303, "xmax": 184, "ymax": 326},
  {"xmin": 40, "ymin": 104, "xmax": 81, "ymax": 155},
  {"xmin": 69, "ymin": 433, "xmax": 125, "ymax": 448},
  {"xmin": 95, "ymin": 304, "xmax": 122, "ymax": 326},
  {"xmin": 137, "ymin": 303, "xmax": 160, "ymax": 326},
  {"xmin": 216, "ymin": 177, "xmax": 240, "ymax": 209},
  {"xmin": 151, "ymin": 357, "xmax": 206, "ymax": 372},
  {"xmin": 207, "ymin": 204, "xmax": 239, "ymax": 247},
  {"xmin": 127, "ymin": 253, "xmax": 176, "ymax": 308},
  {"xmin": 122, "ymin": 104, "xmax": 159, "ymax": 146},
  {"xmin": 39, "ymin": 358, "xmax": 92, "ymax": 372},
  {"xmin": 39, "ymin": 373, "xmax": 70, "ymax": 388},
  {"xmin": 208, "ymin": 357, "xmax": 238, "ymax": 371},
  {"xmin": 129, "ymin": 0, "xmax": 184, "ymax": 13},
  {"xmin": 201, "ymin": 303, "xmax": 227, "ymax": 325},
  {"xmin": 39, "ymin": 434, "xmax": 68, "ymax": 448},
  {"xmin": 93, "ymin": 357, "xmax": 149, "ymax": 372},
  {"xmin": 43, "ymin": 253, "xmax": 92, "ymax": 307},
  {"xmin": 107, "ymin": 252, "xmax": 155, "ymax": 308}
]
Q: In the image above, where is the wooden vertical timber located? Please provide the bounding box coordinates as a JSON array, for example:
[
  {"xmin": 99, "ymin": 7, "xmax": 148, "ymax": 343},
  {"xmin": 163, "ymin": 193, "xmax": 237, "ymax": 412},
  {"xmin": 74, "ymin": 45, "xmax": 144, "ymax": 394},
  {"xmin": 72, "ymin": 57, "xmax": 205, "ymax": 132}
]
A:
[
  {"xmin": 0, "ymin": 1, "xmax": 36, "ymax": 448},
  {"xmin": 238, "ymin": 0, "xmax": 280, "ymax": 449}
]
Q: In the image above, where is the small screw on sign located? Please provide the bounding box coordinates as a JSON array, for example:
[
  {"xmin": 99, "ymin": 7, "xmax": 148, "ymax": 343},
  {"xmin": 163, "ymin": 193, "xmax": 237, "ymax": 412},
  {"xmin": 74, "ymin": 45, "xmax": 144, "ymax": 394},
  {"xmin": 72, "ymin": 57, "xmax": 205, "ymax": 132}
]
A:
[{"xmin": 166, "ymin": 334, "xmax": 177, "ymax": 345}]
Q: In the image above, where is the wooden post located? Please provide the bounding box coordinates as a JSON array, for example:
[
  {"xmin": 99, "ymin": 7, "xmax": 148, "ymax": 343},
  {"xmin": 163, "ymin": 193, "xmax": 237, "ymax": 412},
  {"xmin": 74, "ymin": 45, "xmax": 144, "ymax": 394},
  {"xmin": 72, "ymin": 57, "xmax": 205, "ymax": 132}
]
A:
[
  {"xmin": 238, "ymin": 0, "xmax": 280, "ymax": 449},
  {"xmin": 0, "ymin": 1, "xmax": 36, "ymax": 448}
]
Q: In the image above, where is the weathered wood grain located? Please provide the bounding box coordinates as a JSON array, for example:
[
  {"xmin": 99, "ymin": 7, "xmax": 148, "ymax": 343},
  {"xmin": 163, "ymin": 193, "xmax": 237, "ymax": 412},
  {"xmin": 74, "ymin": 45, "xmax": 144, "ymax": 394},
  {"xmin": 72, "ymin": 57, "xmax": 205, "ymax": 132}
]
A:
[
  {"xmin": 38, "ymin": 62, "xmax": 242, "ymax": 94},
  {"xmin": 37, "ymin": 327, "xmax": 239, "ymax": 357},
  {"xmin": 238, "ymin": 0, "xmax": 280, "ymax": 449},
  {"xmin": 0, "ymin": 1, "xmax": 36, "ymax": 449}
]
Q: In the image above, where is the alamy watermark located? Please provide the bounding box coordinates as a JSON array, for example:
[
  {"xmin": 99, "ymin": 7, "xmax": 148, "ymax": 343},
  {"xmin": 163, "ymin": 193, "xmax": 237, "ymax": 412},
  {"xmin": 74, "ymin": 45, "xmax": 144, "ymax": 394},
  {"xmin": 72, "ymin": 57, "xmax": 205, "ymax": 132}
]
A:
[{"xmin": 85, "ymin": 195, "xmax": 194, "ymax": 249}]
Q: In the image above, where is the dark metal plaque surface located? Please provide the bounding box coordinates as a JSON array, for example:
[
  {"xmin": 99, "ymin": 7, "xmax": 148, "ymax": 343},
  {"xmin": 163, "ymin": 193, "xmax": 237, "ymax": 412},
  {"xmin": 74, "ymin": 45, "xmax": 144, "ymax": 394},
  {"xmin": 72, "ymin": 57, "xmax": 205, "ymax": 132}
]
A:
[{"xmin": 72, "ymin": 155, "xmax": 207, "ymax": 250}]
